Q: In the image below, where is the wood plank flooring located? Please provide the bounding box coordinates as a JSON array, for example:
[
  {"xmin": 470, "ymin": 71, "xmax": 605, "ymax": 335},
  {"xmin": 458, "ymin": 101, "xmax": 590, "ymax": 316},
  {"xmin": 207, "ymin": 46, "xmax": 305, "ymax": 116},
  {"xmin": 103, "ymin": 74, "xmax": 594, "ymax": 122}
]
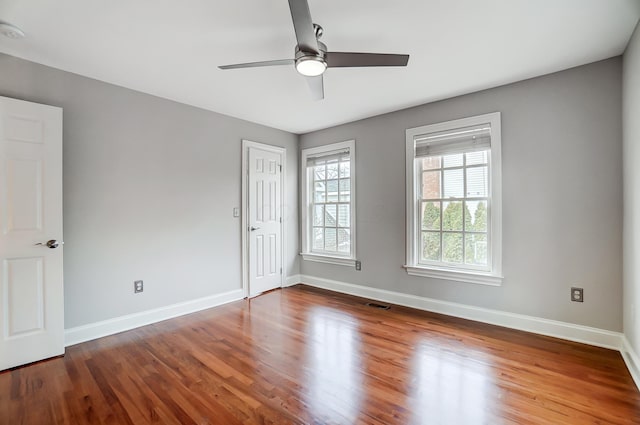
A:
[{"xmin": 1, "ymin": 284, "xmax": 639, "ymax": 424}]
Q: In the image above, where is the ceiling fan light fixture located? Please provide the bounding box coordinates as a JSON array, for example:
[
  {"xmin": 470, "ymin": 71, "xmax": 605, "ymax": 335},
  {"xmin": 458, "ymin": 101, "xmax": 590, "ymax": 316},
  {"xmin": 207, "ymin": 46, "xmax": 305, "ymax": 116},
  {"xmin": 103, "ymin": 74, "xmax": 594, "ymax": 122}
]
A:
[{"xmin": 295, "ymin": 56, "xmax": 327, "ymax": 77}]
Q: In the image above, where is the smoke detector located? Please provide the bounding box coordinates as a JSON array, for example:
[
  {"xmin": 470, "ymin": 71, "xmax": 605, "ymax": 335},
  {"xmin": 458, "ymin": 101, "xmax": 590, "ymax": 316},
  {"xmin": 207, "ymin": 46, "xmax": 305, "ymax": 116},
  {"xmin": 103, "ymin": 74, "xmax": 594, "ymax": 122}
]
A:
[{"xmin": 0, "ymin": 22, "xmax": 25, "ymax": 39}]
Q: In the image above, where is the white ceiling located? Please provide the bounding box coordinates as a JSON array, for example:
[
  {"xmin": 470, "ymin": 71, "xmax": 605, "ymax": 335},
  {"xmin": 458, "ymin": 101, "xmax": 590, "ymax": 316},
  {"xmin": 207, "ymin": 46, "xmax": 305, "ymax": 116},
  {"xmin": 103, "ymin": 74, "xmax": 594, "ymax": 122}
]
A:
[{"xmin": 0, "ymin": 1, "xmax": 639, "ymax": 134}]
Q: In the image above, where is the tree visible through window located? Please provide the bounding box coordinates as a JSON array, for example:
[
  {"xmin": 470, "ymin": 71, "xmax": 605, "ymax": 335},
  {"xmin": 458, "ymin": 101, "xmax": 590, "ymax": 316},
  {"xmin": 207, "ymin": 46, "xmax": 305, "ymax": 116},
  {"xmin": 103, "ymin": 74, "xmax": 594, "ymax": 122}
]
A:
[{"xmin": 420, "ymin": 151, "xmax": 489, "ymax": 266}]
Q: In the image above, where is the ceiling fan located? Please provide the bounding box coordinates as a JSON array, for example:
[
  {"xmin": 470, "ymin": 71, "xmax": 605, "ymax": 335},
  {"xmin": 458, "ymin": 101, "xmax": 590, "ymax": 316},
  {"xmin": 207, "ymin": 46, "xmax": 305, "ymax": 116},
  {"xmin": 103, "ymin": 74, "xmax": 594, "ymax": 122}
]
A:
[{"xmin": 218, "ymin": 0, "xmax": 409, "ymax": 100}]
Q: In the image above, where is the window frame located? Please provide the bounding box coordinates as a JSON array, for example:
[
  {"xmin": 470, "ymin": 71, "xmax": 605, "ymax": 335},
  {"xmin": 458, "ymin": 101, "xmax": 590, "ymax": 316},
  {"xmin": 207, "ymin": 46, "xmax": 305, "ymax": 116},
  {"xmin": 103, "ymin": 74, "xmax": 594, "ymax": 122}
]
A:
[
  {"xmin": 301, "ymin": 140, "xmax": 356, "ymax": 266},
  {"xmin": 405, "ymin": 113, "xmax": 503, "ymax": 285}
]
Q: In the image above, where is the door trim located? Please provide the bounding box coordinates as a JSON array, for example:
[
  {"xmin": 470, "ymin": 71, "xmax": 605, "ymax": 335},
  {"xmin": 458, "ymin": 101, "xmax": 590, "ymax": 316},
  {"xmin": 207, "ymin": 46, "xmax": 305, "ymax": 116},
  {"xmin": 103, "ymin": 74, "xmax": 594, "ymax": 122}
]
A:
[{"xmin": 241, "ymin": 140, "xmax": 286, "ymax": 298}]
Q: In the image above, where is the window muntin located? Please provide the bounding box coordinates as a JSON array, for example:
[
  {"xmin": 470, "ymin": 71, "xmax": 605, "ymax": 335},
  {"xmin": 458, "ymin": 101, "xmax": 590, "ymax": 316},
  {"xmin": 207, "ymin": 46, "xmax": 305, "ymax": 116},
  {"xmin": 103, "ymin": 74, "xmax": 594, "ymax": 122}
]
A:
[
  {"xmin": 405, "ymin": 113, "xmax": 502, "ymax": 283},
  {"xmin": 419, "ymin": 151, "xmax": 490, "ymax": 270},
  {"xmin": 301, "ymin": 141, "xmax": 356, "ymax": 263},
  {"xmin": 311, "ymin": 154, "xmax": 351, "ymax": 255}
]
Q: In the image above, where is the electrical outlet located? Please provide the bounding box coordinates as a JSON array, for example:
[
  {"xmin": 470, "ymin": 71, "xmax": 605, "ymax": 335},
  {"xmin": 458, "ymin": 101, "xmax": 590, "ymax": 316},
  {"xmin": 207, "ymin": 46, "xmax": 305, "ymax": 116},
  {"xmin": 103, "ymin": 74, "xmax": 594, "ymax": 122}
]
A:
[
  {"xmin": 233, "ymin": 207, "xmax": 240, "ymax": 218},
  {"xmin": 571, "ymin": 287, "xmax": 583, "ymax": 303},
  {"xmin": 134, "ymin": 280, "xmax": 144, "ymax": 293},
  {"xmin": 355, "ymin": 260, "xmax": 361, "ymax": 271}
]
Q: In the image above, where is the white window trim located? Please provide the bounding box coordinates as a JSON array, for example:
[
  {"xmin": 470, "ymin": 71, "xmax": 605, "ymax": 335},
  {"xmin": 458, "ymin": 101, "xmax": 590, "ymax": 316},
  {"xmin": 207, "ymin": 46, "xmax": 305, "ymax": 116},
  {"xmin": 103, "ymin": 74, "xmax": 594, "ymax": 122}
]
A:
[
  {"xmin": 301, "ymin": 140, "xmax": 356, "ymax": 267},
  {"xmin": 405, "ymin": 112, "xmax": 503, "ymax": 285},
  {"xmin": 301, "ymin": 253, "xmax": 356, "ymax": 266}
]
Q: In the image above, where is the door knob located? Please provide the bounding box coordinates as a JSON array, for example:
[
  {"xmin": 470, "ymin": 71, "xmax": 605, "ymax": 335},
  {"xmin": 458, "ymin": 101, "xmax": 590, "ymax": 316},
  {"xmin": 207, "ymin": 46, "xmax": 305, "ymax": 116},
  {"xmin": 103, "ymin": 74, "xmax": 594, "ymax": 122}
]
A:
[
  {"xmin": 250, "ymin": 226, "xmax": 260, "ymax": 231},
  {"xmin": 36, "ymin": 239, "xmax": 63, "ymax": 249}
]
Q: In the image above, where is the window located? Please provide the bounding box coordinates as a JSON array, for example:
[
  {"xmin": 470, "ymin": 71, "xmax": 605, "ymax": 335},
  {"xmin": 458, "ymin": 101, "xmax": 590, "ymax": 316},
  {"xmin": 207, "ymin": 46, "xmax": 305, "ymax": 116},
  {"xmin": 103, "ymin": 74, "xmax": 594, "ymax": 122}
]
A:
[
  {"xmin": 405, "ymin": 113, "xmax": 502, "ymax": 285},
  {"xmin": 301, "ymin": 140, "xmax": 356, "ymax": 266}
]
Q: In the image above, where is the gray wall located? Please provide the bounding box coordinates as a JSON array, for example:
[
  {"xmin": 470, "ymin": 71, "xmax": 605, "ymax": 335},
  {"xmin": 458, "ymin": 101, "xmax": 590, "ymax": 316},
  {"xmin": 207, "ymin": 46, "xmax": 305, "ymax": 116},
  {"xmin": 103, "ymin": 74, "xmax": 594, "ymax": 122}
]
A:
[
  {"xmin": 0, "ymin": 50, "xmax": 625, "ymax": 333},
  {"xmin": 624, "ymin": 22, "xmax": 640, "ymax": 352},
  {"xmin": 0, "ymin": 53, "xmax": 299, "ymax": 329},
  {"xmin": 300, "ymin": 58, "xmax": 623, "ymax": 331}
]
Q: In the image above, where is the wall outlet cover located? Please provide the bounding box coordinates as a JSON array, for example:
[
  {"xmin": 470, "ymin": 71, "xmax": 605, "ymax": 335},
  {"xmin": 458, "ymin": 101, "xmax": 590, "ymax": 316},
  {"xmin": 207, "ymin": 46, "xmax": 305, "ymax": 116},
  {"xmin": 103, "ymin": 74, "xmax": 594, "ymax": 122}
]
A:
[{"xmin": 571, "ymin": 287, "xmax": 583, "ymax": 302}]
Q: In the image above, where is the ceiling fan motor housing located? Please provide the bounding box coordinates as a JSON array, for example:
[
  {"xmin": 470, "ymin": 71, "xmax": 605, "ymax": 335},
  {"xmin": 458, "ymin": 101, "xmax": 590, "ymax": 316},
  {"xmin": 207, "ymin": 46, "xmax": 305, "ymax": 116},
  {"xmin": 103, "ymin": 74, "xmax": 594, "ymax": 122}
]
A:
[{"xmin": 295, "ymin": 40, "xmax": 326, "ymax": 59}]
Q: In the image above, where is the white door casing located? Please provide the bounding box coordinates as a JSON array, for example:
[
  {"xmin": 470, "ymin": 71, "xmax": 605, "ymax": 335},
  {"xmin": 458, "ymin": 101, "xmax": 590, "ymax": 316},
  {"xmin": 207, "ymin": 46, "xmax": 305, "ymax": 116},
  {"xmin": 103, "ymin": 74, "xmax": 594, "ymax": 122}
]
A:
[
  {"xmin": 242, "ymin": 141, "xmax": 284, "ymax": 297},
  {"xmin": 0, "ymin": 96, "xmax": 64, "ymax": 370}
]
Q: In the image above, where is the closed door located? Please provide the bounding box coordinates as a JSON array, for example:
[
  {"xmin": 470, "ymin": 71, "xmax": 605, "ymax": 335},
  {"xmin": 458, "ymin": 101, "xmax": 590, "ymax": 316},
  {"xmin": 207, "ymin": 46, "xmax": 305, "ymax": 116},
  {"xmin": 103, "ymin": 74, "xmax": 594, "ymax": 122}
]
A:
[
  {"xmin": 0, "ymin": 96, "xmax": 64, "ymax": 370},
  {"xmin": 248, "ymin": 145, "xmax": 282, "ymax": 297}
]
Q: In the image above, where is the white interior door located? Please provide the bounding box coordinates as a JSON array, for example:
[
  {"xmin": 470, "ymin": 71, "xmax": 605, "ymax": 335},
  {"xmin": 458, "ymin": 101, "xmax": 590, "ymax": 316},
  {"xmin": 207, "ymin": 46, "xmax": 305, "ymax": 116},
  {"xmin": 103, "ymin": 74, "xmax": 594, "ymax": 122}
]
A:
[
  {"xmin": 247, "ymin": 144, "xmax": 283, "ymax": 297},
  {"xmin": 0, "ymin": 96, "xmax": 64, "ymax": 370}
]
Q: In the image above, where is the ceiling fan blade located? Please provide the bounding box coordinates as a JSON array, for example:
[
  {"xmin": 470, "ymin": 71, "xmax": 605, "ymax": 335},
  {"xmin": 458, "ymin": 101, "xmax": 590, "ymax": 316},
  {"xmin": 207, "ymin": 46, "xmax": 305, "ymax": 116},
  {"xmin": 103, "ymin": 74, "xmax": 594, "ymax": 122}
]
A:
[
  {"xmin": 326, "ymin": 52, "xmax": 409, "ymax": 68},
  {"xmin": 306, "ymin": 75, "xmax": 324, "ymax": 100},
  {"xmin": 288, "ymin": 0, "xmax": 318, "ymax": 53},
  {"xmin": 219, "ymin": 59, "xmax": 294, "ymax": 70}
]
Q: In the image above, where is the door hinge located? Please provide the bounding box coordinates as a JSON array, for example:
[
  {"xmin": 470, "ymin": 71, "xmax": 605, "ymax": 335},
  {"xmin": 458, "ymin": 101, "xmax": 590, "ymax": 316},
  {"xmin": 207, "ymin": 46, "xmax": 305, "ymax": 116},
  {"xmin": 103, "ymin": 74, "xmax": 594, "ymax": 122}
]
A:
[
  {"xmin": 280, "ymin": 267, "xmax": 283, "ymax": 274},
  {"xmin": 279, "ymin": 217, "xmax": 282, "ymax": 223},
  {"xmin": 278, "ymin": 164, "xmax": 282, "ymax": 172}
]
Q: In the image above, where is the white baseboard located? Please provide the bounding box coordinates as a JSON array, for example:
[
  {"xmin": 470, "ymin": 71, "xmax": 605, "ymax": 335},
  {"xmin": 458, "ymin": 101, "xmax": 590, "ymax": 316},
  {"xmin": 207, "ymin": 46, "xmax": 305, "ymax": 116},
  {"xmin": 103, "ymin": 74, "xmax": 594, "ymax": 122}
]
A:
[
  {"xmin": 64, "ymin": 289, "xmax": 244, "ymax": 347},
  {"xmin": 298, "ymin": 274, "xmax": 623, "ymax": 351},
  {"xmin": 622, "ymin": 336, "xmax": 640, "ymax": 390},
  {"xmin": 61, "ymin": 273, "xmax": 638, "ymax": 391},
  {"xmin": 284, "ymin": 274, "xmax": 302, "ymax": 287}
]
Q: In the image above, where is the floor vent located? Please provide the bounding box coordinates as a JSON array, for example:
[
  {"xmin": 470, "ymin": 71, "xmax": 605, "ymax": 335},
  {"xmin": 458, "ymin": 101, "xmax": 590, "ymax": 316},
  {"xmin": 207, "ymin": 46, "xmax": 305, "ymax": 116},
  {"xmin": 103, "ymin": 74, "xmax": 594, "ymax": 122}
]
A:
[{"xmin": 365, "ymin": 302, "xmax": 390, "ymax": 310}]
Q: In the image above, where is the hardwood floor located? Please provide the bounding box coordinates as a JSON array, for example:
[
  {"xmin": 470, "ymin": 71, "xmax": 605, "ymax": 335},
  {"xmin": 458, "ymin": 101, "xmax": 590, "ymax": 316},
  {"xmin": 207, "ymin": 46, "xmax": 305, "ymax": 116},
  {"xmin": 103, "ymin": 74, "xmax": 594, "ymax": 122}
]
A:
[{"xmin": 1, "ymin": 284, "xmax": 639, "ymax": 424}]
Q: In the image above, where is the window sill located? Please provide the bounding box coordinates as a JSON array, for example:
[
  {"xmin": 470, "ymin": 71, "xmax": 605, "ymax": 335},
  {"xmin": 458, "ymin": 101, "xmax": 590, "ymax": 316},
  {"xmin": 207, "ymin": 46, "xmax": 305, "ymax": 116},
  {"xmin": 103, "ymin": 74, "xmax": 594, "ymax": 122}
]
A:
[
  {"xmin": 301, "ymin": 253, "xmax": 356, "ymax": 267},
  {"xmin": 404, "ymin": 265, "xmax": 503, "ymax": 286}
]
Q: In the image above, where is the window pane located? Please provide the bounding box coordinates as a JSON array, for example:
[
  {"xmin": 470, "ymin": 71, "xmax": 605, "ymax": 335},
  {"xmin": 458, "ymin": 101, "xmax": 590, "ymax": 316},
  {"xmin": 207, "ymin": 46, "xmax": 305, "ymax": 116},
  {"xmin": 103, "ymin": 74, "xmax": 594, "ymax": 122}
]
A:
[
  {"xmin": 421, "ymin": 156, "xmax": 441, "ymax": 170},
  {"xmin": 466, "ymin": 151, "xmax": 487, "ymax": 165},
  {"xmin": 326, "ymin": 162, "xmax": 339, "ymax": 179},
  {"xmin": 338, "ymin": 229, "xmax": 350, "ymax": 253},
  {"xmin": 466, "ymin": 200, "xmax": 487, "ymax": 231},
  {"xmin": 422, "ymin": 232, "xmax": 440, "ymax": 261},
  {"xmin": 422, "ymin": 171, "xmax": 441, "ymax": 199},
  {"xmin": 313, "ymin": 205, "xmax": 324, "ymax": 226},
  {"xmin": 325, "ymin": 228, "xmax": 337, "ymax": 251},
  {"xmin": 314, "ymin": 181, "xmax": 325, "ymax": 203},
  {"xmin": 325, "ymin": 204, "xmax": 337, "ymax": 227},
  {"xmin": 338, "ymin": 204, "xmax": 350, "ymax": 227},
  {"xmin": 305, "ymin": 143, "xmax": 356, "ymax": 258},
  {"xmin": 466, "ymin": 166, "xmax": 488, "ymax": 197},
  {"xmin": 442, "ymin": 233, "xmax": 463, "ymax": 263},
  {"xmin": 443, "ymin": 169, "xmax": 464, "ymax": 198},
  {"xmin": 421, "ymin": 201, "xmax": 440, "ymax": 231},
  {"xmin": 313, "ymin": 228, "xmax": 323, "ymax": 250},
  {"xmin": 327, "ymin": 180, "xmax": 339, "ymax": 202},
  {"xmin": 442, "ymin": 201, "xmax": 463, "ymax": 231},
  {"xmin": 339, "ymin": 161, "xmax": 350, "ymax": 178},
  {"xmin": 465, "ymin": 233, "xmax": 488, "ymax": 265},
  {"xmin": 314, "ymin": 165, "xmax": 325, "ymax": 180},
  {"xmin": 443, "ymin": 153, "xmax": 463, "ymax": 168},
  {"xmin": 339, "ymin": 178, "xmax": 350, "ymax": 202}
]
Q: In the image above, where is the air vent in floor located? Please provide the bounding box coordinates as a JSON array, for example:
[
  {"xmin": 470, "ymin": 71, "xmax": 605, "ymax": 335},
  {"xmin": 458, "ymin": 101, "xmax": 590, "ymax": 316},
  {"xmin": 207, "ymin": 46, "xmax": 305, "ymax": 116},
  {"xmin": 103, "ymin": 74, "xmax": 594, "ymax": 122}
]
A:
[{"xmin": 365, "ymin": 302, "xmax": 390, "ymax": 310}]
